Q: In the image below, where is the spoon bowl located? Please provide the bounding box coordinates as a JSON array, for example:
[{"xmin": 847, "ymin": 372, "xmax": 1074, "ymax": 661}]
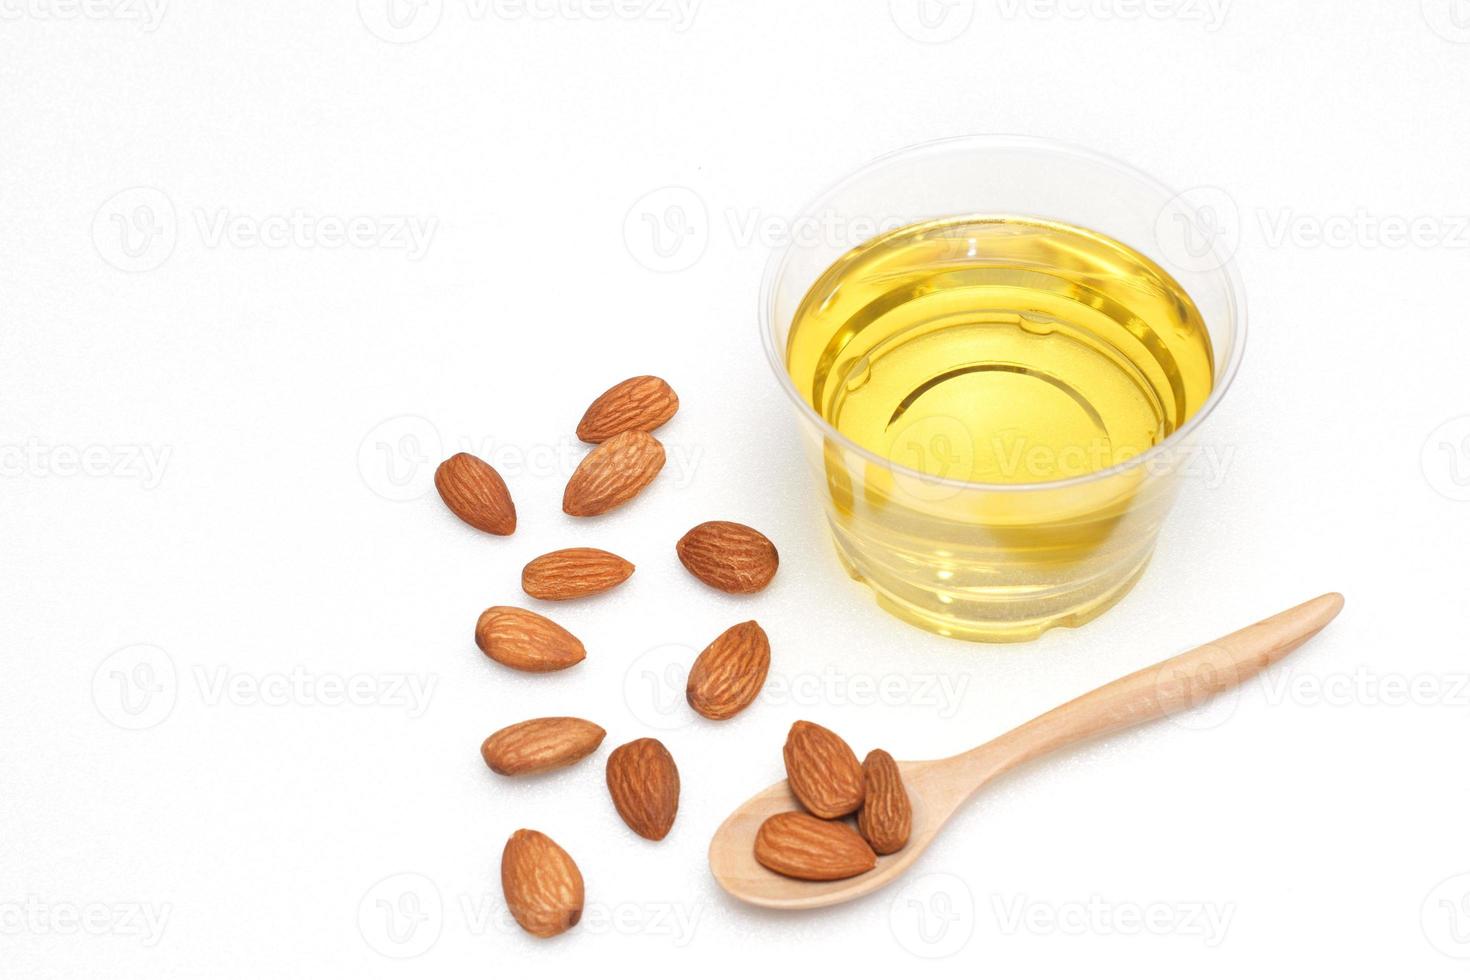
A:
[{"xmin": 709, "ymin": 759, "xmax": 955, "ymax": 909}]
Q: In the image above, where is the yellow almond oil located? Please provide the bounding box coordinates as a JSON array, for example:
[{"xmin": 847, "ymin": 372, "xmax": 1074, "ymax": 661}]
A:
[
  {"xmin": 783, "ymin": 215, "xmax": 1215, "ymax": 640},
  {"xmin": 786, "ymin": 215, "xmax": 1214, "ymax": 484}
]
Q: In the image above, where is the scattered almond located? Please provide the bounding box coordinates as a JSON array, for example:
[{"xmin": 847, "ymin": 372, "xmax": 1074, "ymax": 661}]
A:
[
  {"xmin": 563, "ymin": 429, "xmax": 666, "ymax": 517},
  {"xmin": 522, "ymin": 548, "xmax": 635, "ymax": 600},
  {"xmin": 501, "ymin": 829, "xmax": 584, "ymax": 938},
  {"xmin": 686, "ymin": 620, "xmax": 770, "ymax": 720},
  {"xmin": 856, "ymin": 749, "xmax": 911, "ymax": 854},
  {"xmin": 434, "ymin": 452, "xmax": 516, "ymax": 535},
  {"xmin": 481, "ymin": 717, "xmax": 606, "ymax": 776},
  {"xmin": 675, "ymin": 521, "xmax": 778, "ymax": 593},
  {"xmin": 605, "ymin": 737, "xmax": 680, "ymax": 841},
  {"xmin": 475, "ymin": 606, "xmax": 586, "ymax": 672},
  {"xmin": 753, "ymin": 811, "xmax": 876, "ymax": 881},
  {"xmin": 783, "ymin": 720, "xmax": 865, "ymax": 819},
  {"xmin": 576, "ymin": 375, "xmax": 679, "ymax": 444}
]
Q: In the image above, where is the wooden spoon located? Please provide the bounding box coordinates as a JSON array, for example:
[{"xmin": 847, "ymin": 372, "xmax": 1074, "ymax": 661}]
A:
[{"xmin": 709, "ymin": 592, "xmax": 1344, "ymax": 910}]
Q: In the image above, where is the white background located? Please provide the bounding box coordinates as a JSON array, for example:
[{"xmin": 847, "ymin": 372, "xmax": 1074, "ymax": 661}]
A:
[{"xmin": 3, "ymin": 1, "xmax": 1468, "ymax": 976}]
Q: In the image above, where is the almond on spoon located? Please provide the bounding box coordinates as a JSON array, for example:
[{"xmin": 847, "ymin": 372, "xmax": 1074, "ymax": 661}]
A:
[
  {"xmin": 856, "ymin": 749, "xmax": 911, "ymax": 854},
  {"xmin": 753, "ymin": 812, "xmax": 876, "ymax": 881},
  {"xmin": 783, "ymin": 720, "xmax": 865, "ymax": 819}
]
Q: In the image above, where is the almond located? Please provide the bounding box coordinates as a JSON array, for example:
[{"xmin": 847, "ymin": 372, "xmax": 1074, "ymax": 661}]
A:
[
  {"xmin": 481, "ymin": 717, "xmax": 606, "ymax": 776},
  {"xmin": 605, "ymin": 737, "xmax": 679, "ymax": 841},
  {"xmin": 521, "ymin": 548, "xmax": 635, "ymax": 600},
  {"xmin": 855, "ymin": 749, "xmax": 911, "ymax": 854},
  {"xmin": 753, "ymin": 811, "xmax": 876, "ymax": 881},
  {"xmin": 686, "ymin": 620, "xmax": 770, "ymax": 720},
  {"xmin": 501, "ymin": 829, "xmax": 584, "ymax": 938},
  {"xmin": 576, "ymin": 375, "xmax": 679, "ymax": 444},
  {"xmin": 783, "ymin": 720, "xmax": 865, "ymax": 818},
  {"xmin": 475, "ymin": 606, "xmax": 585, "ymax": 672},
  {"xmin": 675, "ymin": 521, "xmax": 778, "ymax": 594},
  {"xmin": 434, "ymin": 452, "xmax": 516, "ymax": 535},
  {"xmin": 562, "ymin": 430, "xmax": 665, "ymax": 517}
]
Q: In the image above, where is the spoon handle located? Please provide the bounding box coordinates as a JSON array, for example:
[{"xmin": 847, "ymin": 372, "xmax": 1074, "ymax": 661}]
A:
[{"xmin": 962, "ymin": 593, "xmax": 1344, "ymax": 778}]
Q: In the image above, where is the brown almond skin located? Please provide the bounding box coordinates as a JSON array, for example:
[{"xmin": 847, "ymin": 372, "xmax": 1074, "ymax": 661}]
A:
[
  {"xmin": 856, "ymin": 749, "xmax": 911, "ymax": 854},
  {"xmin": 434, "ymin": 452, "xmax": 516, "ymax": 535},
  {"xmin": 686, "ymin": 621, "xmax": 770, "ymax": 720},
  {"xmin": 501, "ymin": 829, "xmax": 584, "ymax": 938},
  {"xmin": 521, "ymin": 548, "xmax": 635, "ymax": 600},
  {"xmin": 783, "ymin": 720, "xmax": 865, "ymax": 818},
  {"xmin": 605, "ymin": 738, "xmax": 679, "ymax": 841},
  {"xmin": 753, "ymin": 812, "xmax": 876, "ymax": 881},
  {"xmin": 576, "ymin": 375, "xmax": 679, "ymax": 444},
  {"xmin": 475, "ymin": 606, "xmax": 585, "ymax": 672},
  {"xmin": 675, "ymin": 521, "xmax": 778, "ymax": 594},
  {"xmin": 563, "ymin": 430, "xmax": 665, "ymax": 517},
  {"xmin": 481, "ymin": 717, "xmax": 606, "ymax": 776}
]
